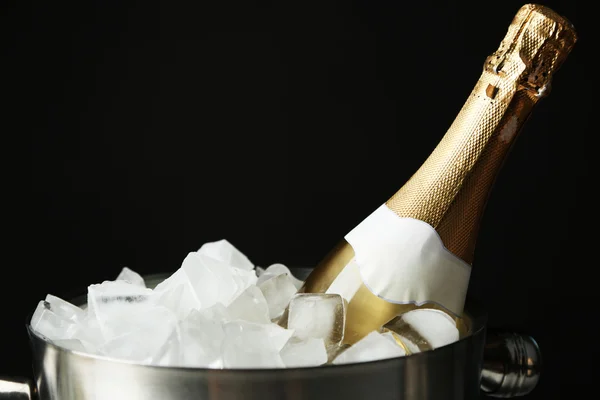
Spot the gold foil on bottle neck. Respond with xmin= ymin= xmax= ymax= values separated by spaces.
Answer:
xmin=485 ymin=4 xmax=577 ymax=97
xmin=385 ymin=4 xmax=576 ymax=263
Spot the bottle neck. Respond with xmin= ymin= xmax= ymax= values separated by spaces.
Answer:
xmin=384 ymin=4 xmax=577 ymax=264
xmin=386 ymin=71 xmax=540 ymax=264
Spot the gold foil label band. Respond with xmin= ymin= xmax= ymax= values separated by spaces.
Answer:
xmin=344 ymin=204 xmax=471 ymax=316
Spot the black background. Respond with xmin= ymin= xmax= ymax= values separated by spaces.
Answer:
xmin=6 ymin=0 xmax=595 ymax=398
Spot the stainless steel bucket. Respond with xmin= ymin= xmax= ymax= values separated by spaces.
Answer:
xmin=0 ymin=269 xmax=541 ymax=400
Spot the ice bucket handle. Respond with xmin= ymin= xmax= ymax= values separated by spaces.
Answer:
xmin=481 ymin=331 xmax=542 ymax=398
xmin=0 ymin=376 xmax=36 ymax=400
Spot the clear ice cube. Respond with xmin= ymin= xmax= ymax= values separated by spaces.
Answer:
xmin=178 ymin=309 xmax=225 ymax=368
xmin=87 ymin=280 xmax=153 ymax=314
xmin=197 ymin=239 xmax=254 ymax=271
xmin=44 ymin=294 xmax=85 ymax=322
xmin=116 ymin=267 xmax=146 ymax=287
xmin=30 ymin=300 xmax=79 ymax=341
xmin=257 ymin=263 xmax=303 ymax=290
xmin=399 ymin=336 xmax=421 ymax=354
xmin=227 ymin=286 xmax=270 ymax=324
xmin=396 ymin=309 xmax=459 ymax=349
xmin=221 ymin=320 xmax=293 ymax=368
xmin=53 ymin=339 xmax=87 ymax=352
xmin=381 ymin=319 xmax=429 ymax=353
xmin=325 ymin=342 xmax=350 ymax=362
xmin=222 ymin=337 xmax=283 ymax=368
xmin=182 ymin=252 xmax=256 ymax=308
xmin=153 ymin=269 xmax=201 ymax=319
xmin=332 ymin=331 xmax=406 ymax=365
xmin=198 ymin=302 xmax=231 ymax=323
xmin=73 ymin=313 xmax=105 ymax=350
xmin=258 ymin=273 xmax=298 ymax=320
xmin=87 ymin=280 xmax=154 ymax=340
xmin=101 ymin=306 xmax=178 ymax=364
xmin=180 ymin=253 xmax=222 ymax=308
xmin=287 ymin=293 xmax=346 ymax=345
xmin=152 ymin=283 xmax=185 ymax=317
xmin=280 ymin=337 xmax=328 ymax=368
xmin=381 ymin=330 xmax=402 ymax=346
xmin=379 ymin=330 xmax=418 ymax=355
xmin=224 ymin=320 xmax=294 ymax=351
xmin=154 ymin=328 xmax=181 ymax=366
xmin=230 ymin=267 xmax=259 ymax=298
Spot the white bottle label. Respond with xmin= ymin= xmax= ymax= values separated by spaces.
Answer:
xmin=344 ymin=204 xmax=471 ymax=316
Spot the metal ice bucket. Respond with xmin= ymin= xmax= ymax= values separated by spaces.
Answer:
xmin=0 ymin=269 xmax=540 ymax=400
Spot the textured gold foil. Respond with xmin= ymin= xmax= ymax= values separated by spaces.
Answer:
xmin=298 ymin=4 xmax=577 ymax=345
xmin=386 ymin=4 xmax=576 ymax=263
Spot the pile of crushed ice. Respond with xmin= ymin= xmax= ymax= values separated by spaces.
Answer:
xmin=30 ymin=240 xmax=458 ymax=368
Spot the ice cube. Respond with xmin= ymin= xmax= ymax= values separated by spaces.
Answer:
xmin=230 ymin=267 xmax=259 ymax=297
xmin=381 ymin=317 xmax=429 ymax=353
xmin=258 ymin=273 xmax=298 ymax=320
xmin=257 ymin=263 xmax=303 ymax=290
xmin=380 ymin=328 xmax=421 ymax=355
xmin=116 ymin=267 xmax=146 ymax=287
xmin=227 ymin=286 xmax=270 ymax=324
xmin=287 ymin=293 xmax=346 ymax=345
xmin=379 ymin=330 xmax=417 ymax=355
xmin=53 ymin=339 xmax=87 ymax=353
xmin=182 ymin=252 xmax=255 ymax=308
xmin=225 ymin=320 xmax=294 ymax=352
xmin=198 ymin=302 xmax=231 ymax=323
xmin=280 ymin=337 xmax=328 ymax=368
xmin=398 ymin=336 xmax=421 ymax=354
xmin=186 ymin=309 xmax=227 ymax=346
xmin=222 ymin=337 xmax=283 ymax=368
xmin=197 ymin=239 xmax=254 ymax=271
xmin=380 ymin=330 xmax=402 ymax=347
xmin=30 ymin=300 xmax=79 ymax=341
xmin=87 ymin=280 xmax=153 ymax=315
xmin=153 ymin=283 xmax=185 ymax=317
xmin=180 ymin=253 xmax=222 ymax=308
xmin=332 ymin=331 xmax=406 ymax=365
xmin=263 ymin=264 xmax=293 ymax=276
xmin=155 ymin=328 xmax=181 ymax=366
xmin=101 ymin=306 xmax=178 ymax=364
xmin=44 ymin=294 xmax=85 ymax=323
xmin=325 ymin=342 xmax=351 ymax=362
xmin=221 ymin=321 xmax=293 ymax=368
xmin=73 ymin=313 xmax=105 ymax=350
xmin=178 ymin=309 xmax=225 ymax=368
xmin=153 ymin=269 xmax=201 ymax=319
xmin=395 ymin=309 xmax=459 ymax=349
xmin=87 ymin=280 xmax=154 ymax=340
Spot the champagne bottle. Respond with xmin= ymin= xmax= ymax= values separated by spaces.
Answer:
xmin=288 ymin=4 xmax=577 ymax=345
